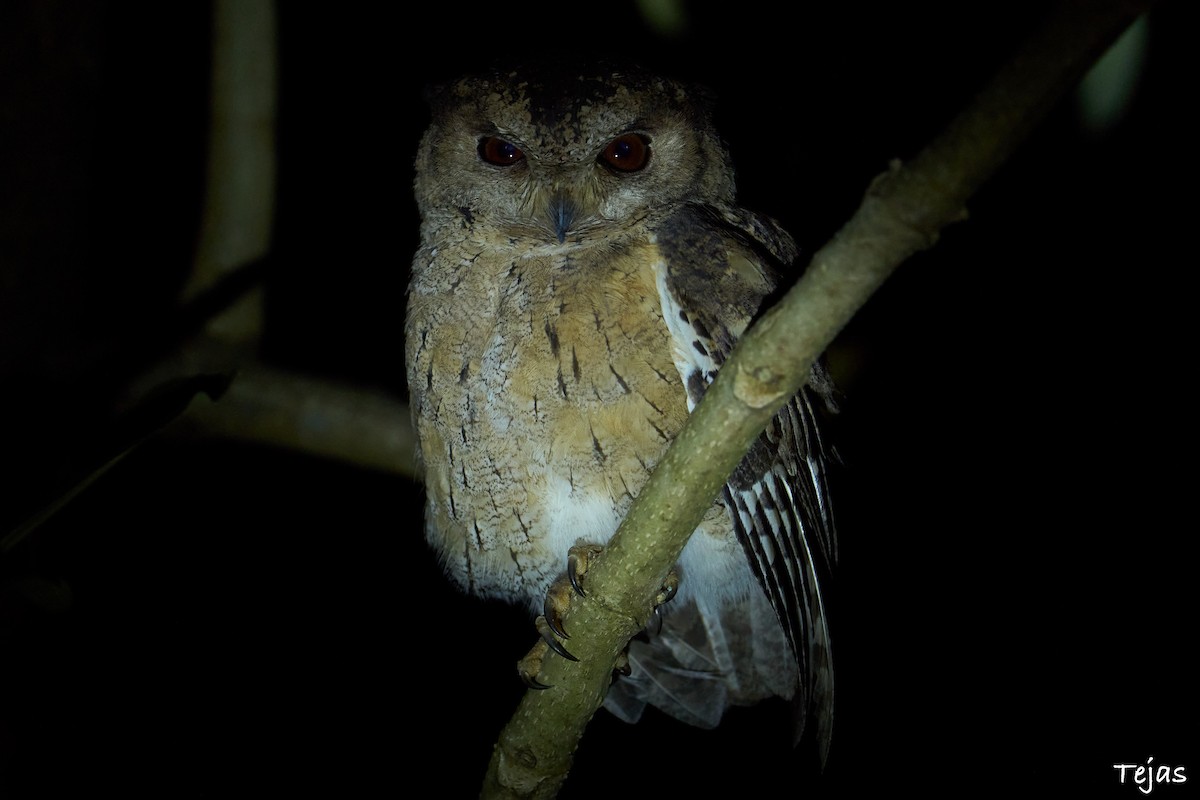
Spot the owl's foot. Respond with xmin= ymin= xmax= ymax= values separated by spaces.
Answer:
xmin=655 ymin=569 xmax=680 ymax=606
xmin=518 ymin=640 xmax=553 ymax=690
xmin=520 ymin=544 xmax=678 ymax=688
xmin=527 ymin=544 xmax=602 ymax=671
xmin=566 ymin=543 xmax=603 ymax=598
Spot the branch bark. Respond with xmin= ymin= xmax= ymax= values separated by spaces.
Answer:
xmin=480 ymin=2 xmax=1156 ymax=797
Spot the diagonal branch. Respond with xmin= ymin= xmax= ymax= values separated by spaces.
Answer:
xmin=479 ymin=1 xmax=1157 ymax=797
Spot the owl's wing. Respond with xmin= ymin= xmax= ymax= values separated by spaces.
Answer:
xmin=653 ymin=203 xmax=837 ymax=763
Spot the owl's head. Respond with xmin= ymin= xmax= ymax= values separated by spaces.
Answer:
xmin=414 ymin=64 xmax=736 ymax=247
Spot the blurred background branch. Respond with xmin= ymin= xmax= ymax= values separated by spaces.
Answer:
xmin=180 ymin=0 xmax=276 ymax=344
xmin=128 ymin=0 xmax=418 ymax=482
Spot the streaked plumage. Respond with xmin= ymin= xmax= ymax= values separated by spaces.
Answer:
xmin=405 ymin=64 xmax=837 ymax=760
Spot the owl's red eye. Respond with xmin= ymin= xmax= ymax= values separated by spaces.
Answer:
xmin=479 ymin=136 xmax=525 ymax=166
xmin=598 ymin=133 xmax=650 ymax=172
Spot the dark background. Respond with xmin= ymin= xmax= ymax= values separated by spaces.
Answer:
xmin=1 ymin=2 xmax=1192 ymax=797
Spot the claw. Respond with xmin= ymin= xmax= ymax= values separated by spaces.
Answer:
xmin=566 ymin=544 xmax=604 ymax=597
xmin=522 ymin=673 xmax=552 ymax=690
xmin=536 ymin=615 xmax=578 ymax=662
xmin=656 ymin=571 xmax=679 ymax=606
xmin=542 ymin=591 xmax=569 ymax=640
xmin=517 ymin=640 xmax=554 ymax=689
xmin=567 ymin=551 xmax=587 ymax=597
xmin=648 ymin=605 xmax=664 ymax=635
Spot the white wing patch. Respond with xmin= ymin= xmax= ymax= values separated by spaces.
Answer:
xmin=651 ymin=253 xmax=720 ymax=413
xmin=650 ymin=234 xmax=837 ymax=763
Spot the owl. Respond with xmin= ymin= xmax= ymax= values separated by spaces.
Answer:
xmin=405 ymin=63 xmax=837 ymax=760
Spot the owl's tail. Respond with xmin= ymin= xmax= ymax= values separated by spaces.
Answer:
xmin=602 ymin=584 xmax=797 ymax=730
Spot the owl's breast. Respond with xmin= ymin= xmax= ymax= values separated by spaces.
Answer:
xmin=406 ymin=237 xmax=689 ymax=604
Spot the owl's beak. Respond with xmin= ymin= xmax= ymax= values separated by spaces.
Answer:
xmin=547 ymin=193 xmax=578 ymax=243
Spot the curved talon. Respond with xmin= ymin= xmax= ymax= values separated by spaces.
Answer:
xmin=655 ymin=572 xmax=679 ymax=606
xmin=542 ymin=631 xmax=578 ymax=662
xmin=567 ymin=552 xmax=587 ymax=597
xmin=649 ymin=605 xmax=664 ymax=635
xmin=517 ymin=640 xmax=553 ymax=689
xmin=522 ymin=674 xmax=553 ymax=690
xmin=566 ymin=544 xmax=603 ymax=597
xmin=536 ymin=615 xmax=579 ymax=662
xmin=543 ymin=594 xmax=569 ymax=640
xmin=613 ymin=653 xmax=631 ymax=677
